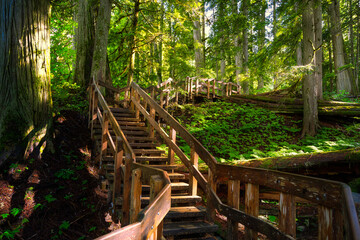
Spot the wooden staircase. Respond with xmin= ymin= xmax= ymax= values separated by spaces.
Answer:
xmin=94 ymin=107 xmax=219 ymax=239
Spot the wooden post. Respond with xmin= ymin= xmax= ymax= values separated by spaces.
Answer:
xmin=100 ymin=110 xmax=109 ymax=166
xmin=160 ymin=92 xmax=164 ymax=108
xmin=279 ymin=193 xmax=296 ymax=238
xmin=149 ymin=107 xmax=155 ymax=138
xmin=168 ymin=127 xmax=176 ymax=166
xmin=166 ymin=91 xmax=169 ymax=108
xmin=207 ymin=80 xmax=210 ymax=99
xmin=318 ymin=206 xmax=333 ymax=240
xmin=333 ymin=209 xmax=343 ymax=239
xmin=245 ymin=183 xmax=259 ymax=240
xmin=175 ymin=91 xmax=179 ymax=105
xmin=227 ymin=180 xmax=240 ymax=240
xmin=91 ymin=91 xmax=98 ymax=139
xmin=148 ymin=175 xmax=164 ymax=240
xmin=113 ymin=137 xmax=124 ymax=205
xmin=130 ymin=88 xmax=135 ymax=111
xmin=190 ymin=78 xmax=193 ymax=100
xmin=122 ymin=154 xmax=132 ymax=226
xmin=130 ymin=168 xmax=142 ymax=223
xmin=212 ymin=79 xmax=216 ymax=99
xmin=226 ymin=83 xmax=229 ymax=97
xmin=189 ymin=146 xmax=198 ymax=196
xmin=207 ymin=168 xmax=217 ymax=221
xmin=134 ymin=92 xmax=140 ymax=119
xmin=195 ymin=79 xmax=199 ymax=96
xmin=151 ymin=87 xmax=155 ymax=99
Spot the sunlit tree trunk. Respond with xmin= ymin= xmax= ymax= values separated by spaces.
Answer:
xmin=232 ymin=0 xmax=242 ymax=85
xmin=329 ymin=0 xmax=353 ymax=94
xmin=0 ymin=0 xmax=52 ymax=160
xmin=91 ymin=0 xmax=112 ymax=84
xmin=302 ymin=0 xmax=318 ymax=137
xmin=257 ymin=0 xmax=266 ymax=90
xmin=74 ymin=0 xmax=95 ymax=87
xmin=295 ymin=3 xmax=302 ymax=66
xmin=314 ymin=0 xmax=323 ymax=99
xmin=127 ymin=0 xmax=140 ymax=86
xmin=242 ymin=0 xmax=250 ymax=94
xmin=193 ymin=18 xmax=204 ymax=77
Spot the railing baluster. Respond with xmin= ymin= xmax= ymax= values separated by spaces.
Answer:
xmin=318 ymin=206 xmax=333 ymax=240
xmin=227 ymin=180 xmax=240 ymax=240
xmin=122 ymin=154 xmax=132 ymax=226
xmin=130 ymin=168 xmax=142 ymax=224
xmin=168 ymin=127 xmax=176 ymax=167
xmin=113 ymin=137 xmax=124 ymax=207
xmin=189 ymin=146 xmax=198 ymax=196
xmin=91 ymin=91 xmax=98 ymax=139
xmin=212 ymin=79 xmax=216 ymax=99
xmin=195 ymin=79 xmax=199 ymax=96
xmin=190 ymin=78 xmax=193 ymax=100
xmin=100 ymin=110 xmax=109 ymax=168
xmin=245 ymin=183 xmax=259 ymax=240
xmin=279 ymin=193 xmax=296 ymax=238
xmin=149 ymin=106 xmax=155 ymax=138
xmin=135 ymin=92 xmax=140 ymax=119
xmin=148 ymin=175 xmax=164 ymax=240
xmin=88 ymin=84 xmax=94 ymax=128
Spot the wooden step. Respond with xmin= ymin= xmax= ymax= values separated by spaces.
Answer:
xmin=168 ymin=173 xmax=185 ymax=180
xmin=148 ymin=164 xmax=178 ymax=171
xmin=114 ymin=117 xmax=141 ymax=122
xmin=141 ymin=195 xmax=201 ymax=206
xmin=120 ymin=126 xmax=147 ymax=131
xmin=123 ymin=130 xmax=148 ymax=136
xmin=110 ymin=108 xmax=131 ymax=113
xmin=112 ymin=113 xmax=135 ymax=118
xmin=136 ymin=156 xmax=168 ymax=163
xmin=165 ymin=206 xmax=206 ymax=219
xmin=133 ymin=149 xmax=165 ymax=155
xmin=170 ymin=182 xmax=189 ymax=191
xmin=118 ymin=121 xmax=145 ymax=126
xmin=163 ymin=221 xmax=218 ymax=237
xmin=130 ymin=143 xmax=160 ymax=148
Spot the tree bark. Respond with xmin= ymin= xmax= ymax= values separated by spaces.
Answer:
xmin=127 ymin=0 xmax=140 ymax=86
xmin=302 ymin=0 xmax=318 ymax=137
xmin=0 ymin=0 xmax=52 ymax=160
xmin=193 ymin=19 xmax=204 ymax=77
xmin=74 ymin=0 xmax=95 ymax=87
xmin=242 ymin=0 xmax=250 ymax=94
xmin=232 ymin=0 xmax=242 ymax=85
xmin=314 ymin=0 xmax=323 ymax=99
xmin=257 ymin=0 xmax=266 ymax=90
xmin=328 ymin=0 xmax=353 ymax=94
xmin=91 ymin=0 xmax=112 ymax=84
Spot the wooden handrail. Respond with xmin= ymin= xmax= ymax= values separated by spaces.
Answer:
xmin=129 ymin=81 xmax=360 ymax=240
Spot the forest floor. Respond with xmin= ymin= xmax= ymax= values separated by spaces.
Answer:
xmin=0 ymin=111 xmax=113 ymax=240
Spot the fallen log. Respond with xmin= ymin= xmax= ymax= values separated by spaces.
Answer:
xmin=235 ymin=148 xmax=360 ymax=174
xmin=227 ymin=95 xmax=360 ymax=116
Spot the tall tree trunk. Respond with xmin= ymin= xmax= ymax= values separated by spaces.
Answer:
xmin=295 ymin=3 xmax=302 ymax=66
xmin=242 ymin=0 xmax=250 ymax=94
xmin=328 ymin=0 xmax=353 ymax=94
xmin=74 ymin=0 xmax=95 ymax=87
xmin=194 ymin=20 xmax=204 ymax=77
xmin=127 ymin=0 xmax=140 ymax=86
xmin=314 ymin=0 xmax=323 ymax=99
xmin=257 ymin=0 xmax=266 ymax=90
xmin=349 ymin=0 xmax=355 ymax=79
xmin=302 ymin=0 xmax=318 ymax=137
xmin=202 ymin=0 xmax=206 ymax=69
xmin=91 ymin=0 xmax=112 ymax=84
xmin=0 ymin=0 xmax=52 ymax=160
xmin=232 ymin=0 xmax=242 ymax=85
xmin=356 ymin=6 xmax=360 ymax=90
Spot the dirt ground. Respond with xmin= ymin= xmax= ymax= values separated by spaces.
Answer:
xmin=0 ymin=111 xmax=113 ymax=240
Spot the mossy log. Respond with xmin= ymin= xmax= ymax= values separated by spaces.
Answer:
xmin=236 ymin=148 xmax=360 ymax=173
xmin=227 ymin=95 xmax=360 ymax=116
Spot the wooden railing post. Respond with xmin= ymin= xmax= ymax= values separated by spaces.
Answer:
xmin=160 ymin=92 xmax=164 ymax=108
xmin=122 ymin=154 xmax=132 ymax=226
xmin=135 ymin=92 xmax=140 ymax=119
xmin=190 ymin=78 xmax=193 ymax=100
xmin=207 ymin=80 xmax=210 ymax=99
xmin=100 ymin=110 xmax=109 ymax=167
xmin=148 ymin=175 xmax=164 ymax=240
xmin=212 ymin=79 xmax=216 ymax=99
xmin=279 ymin=193 xmax=296 ymax=238
xmin=189 ymin=146 xmax=198 ymax=196
xmin=113 ymin=137 xmax=124 ymax=205
xmin=166 ymin=90 xmax=169 ymax=108
xmin=227 ymin=180 xmax=240 ymax=240
xmin=207 ymin=168 xmax=216 ymax=221
xmin=226 ymin=83 xmax=229 ymax=97
xmin=318 ymin=206 xmax=333 ymax=240
xmin=168 ymin=127 xmax=176 ymax=166
xmin=195 ymin=79 xmax=199 ymax=96
xmin=130 ymin=88 xmax=135 ymax=112
xmin=130 ymin=168 xmax=142 ymax=224
xmin=91 ymin=91 xmax=98 ymax=139
xmin=245 ymin=183 xmax=259 ymax=240
xmin=149 ymin=107 xmax=155 ymax=138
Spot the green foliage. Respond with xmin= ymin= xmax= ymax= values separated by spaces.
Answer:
xmin=172 ymin=101 xmax=360 ymax=161
xmin=52 ymin=82 xmax=87 ymax=114
xmin=45 ymin=194 xmax=57 ymax=203
xmin=10 ymin=208 xmax=22 ymax=217
xmin=55 ymin=168 xmax=74 ymax=180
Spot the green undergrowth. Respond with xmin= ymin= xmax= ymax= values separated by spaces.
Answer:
xmin=170 ymin=101 xmax=360 ymax=163
xmin=52 ymin=82 xmax=88 ymax=115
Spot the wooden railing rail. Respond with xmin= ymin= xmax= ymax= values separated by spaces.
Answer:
xmin=185 ymin=77 xmax=241 ymax=100
xmin=95 ymin=163 xmax=171 ymax=240
xmin=129 ymin=80 xmax=360 ymax=240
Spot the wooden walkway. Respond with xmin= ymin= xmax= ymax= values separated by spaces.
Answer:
xmin=88 ymin=79 xmax=360 ymax=240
